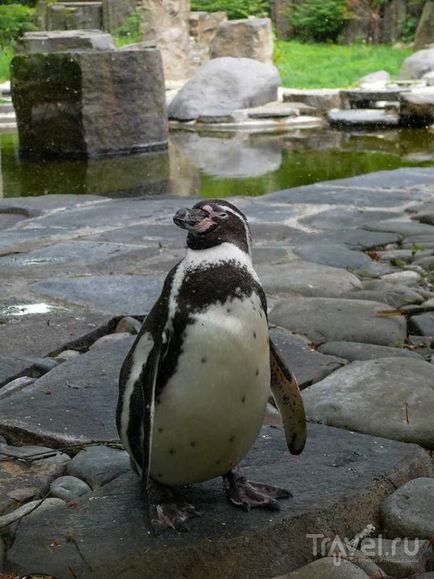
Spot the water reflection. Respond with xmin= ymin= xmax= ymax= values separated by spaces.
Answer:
xmin=1 ymin=128 xmax=434 ymax=198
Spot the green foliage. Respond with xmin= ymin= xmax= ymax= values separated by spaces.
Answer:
xmin=399 ymin=14 xmax=418 ymax=43
xmin=190 ymin=0 xmax=269 ymax=19
xmin=288 ymin=0 xmax=347 ymax=42
xmin=113 ymin=10 xmax=142 ymax=47
xmin=0 ymin=45 xmax=14 ymax=81
xmin=275 ymin=40 xmax=412 ymax=88
xmin=0 ymin=5 xmax=36 ymax=47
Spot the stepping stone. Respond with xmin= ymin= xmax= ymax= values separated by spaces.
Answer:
xmin=4 ymin=424 xmax=433 ymax=578
xmin=364 ymin=219 xmax=434 ymax=236
xmin=32 ymin=274 xmax=163 ymax=315
xmin=292 ymin=242 xmax=382 ymax=274
xmin=258 ymin=261 xmax=361 ymax=298
xmin=314 ymin=228 xmax=401 ymax=250
xmin=328 ymin=109 xmax=399 ymax=128
xmin=0 ymin=312 xmax=111 ymax=358
xmin=247 ymin=102 xmax=299 ymax=119
xmin=302 ymin=357 xmax=434 ymax=447
xmin=0 ymin=445 xmax=70 ymax=515
xmin=318 ymin=341 xmax=422 ymax=361
xmin=269 ymin=298 xmax=406 ymax=346
xmin=298 ymin=207 xmax=401 ymax=230
xmin=381 ymin=477 xmax=434 ymax=538
xmin=343 ymin=282 xmax=425 ymax=309
xmin=0 ymin=336 xmax=134 ymax=447
xmin=270 ymin=328 xmax=346 ymax=388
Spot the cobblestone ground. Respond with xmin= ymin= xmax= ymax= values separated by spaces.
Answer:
xmin=0 ymin=169 xmax=434 ymax=578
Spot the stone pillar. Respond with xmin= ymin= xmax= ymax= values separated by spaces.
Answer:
xmin=210 ymin=18 xmax=274 ymax=65
xmin=139 ymin=0 xmax=191 ymax=83
xmin=11 ymin=45 xmax=168 ymax=159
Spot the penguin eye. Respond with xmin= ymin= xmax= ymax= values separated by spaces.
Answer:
xmin=217 ymin=211 xmax=228 ymax=219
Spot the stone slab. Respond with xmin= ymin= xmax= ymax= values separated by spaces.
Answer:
xmin=258 ymin=260 xmax=362 ymax=298
xmin=0 ymin=312 xmax=112 ymax=358
xmin=32 ymin=275 xmax=163 ymax=315
xmin=318 ymin=341 xmax=423 ymax=361
xmin=298 ymin=207 xmax=402 ymax=230
xmin=269 ymin=298 xmax=407 ymax=346
xmin=270 ymin=327 xmax=346 ymax=388
xmin=328 ymin=109 xmax=399 ymax=128
xmin=364 ymin=219 xmax=434 ymax=237
xmin=15 ymin=30 xmax=115 ymax=54
xmin=313 ymin=229 xmax=401 ymax=250
xmin=0 ymin=336 xmax=134 ymax=447
xmin=303 ymin=357 xmax=434 ymax=448
xmin=292 ymin=242 xmax=382 ymax=274
xmin=4 ymin=424 xmax=433 ymax=578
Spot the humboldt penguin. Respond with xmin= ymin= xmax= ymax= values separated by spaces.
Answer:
xmin=117 ymin=199 xmax=306 ymax=532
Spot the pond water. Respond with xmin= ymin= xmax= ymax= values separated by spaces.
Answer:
xmin=1 ymin=127 xmax=434 ymax=198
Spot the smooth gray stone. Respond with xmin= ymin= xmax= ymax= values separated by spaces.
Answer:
xmin=0 ymin=213 xmax=26 ymax=231
xmin=298 ymin=207 xmax=401 ymax=230
xmin=0 ymin=194 xmax=105 ymax=215
xmin=32 ymin=275 xmax=163 ymax=315
xmin=50 ymin=475 xmax=91 ymax=501
xmin=0 ymin=337 xmax=134 ymax=447
xmin=310 ymin=228 xmax=401 ymax=250
xmin=0 ymin=356 xmax=40 ymax=387
xmin=0 ymin=241 xmax=158 ymax=270
xmin=344 ymin=283 xmax=425 ymax=308
xmin=270 ymin=328 xmax=346 ymax=388
xmin=85 ymin=223 xmax=186 ymax=249
xmin=286 ymin=558 xmax=371 ymax=578
xmin=258 ymin=260 xmax=362 ymax=298
xmin=399 ymin=48 xmax=434 ymax=79
xmin=382 ymin=478 xmax=434 ymax=538
xmin=328 ymin=109 xmax=399 ymax=128
xmin=364 ymin=219 xmax=434 ymax=236
xmin=0 ymin=444 xmax=70 ymax=515
xmin=409 ymin=313 xmax=434 ymax=338
xmin=250 ymin=223 xmax=305 ymax=244
xmin=114 ymin=316 xmax=142 ymax=335
xmin=414 ymin=255 xmax=434 ymax=269
xmin=5 ymin=424 xmax=433 ymax=578
xmin=303 ymin=357 xmax=434 ymax=448
xmin=293 ymin=242 xmax=381 ymax=273
xmin=67 ymin=446 xmax=130 ymax=488
xmin=269 ymin=298 xmax=406 ymax=346
xmin=359 ymin=537 xmax=424 ymax=578
xmin=0 ymin=312 xmax=111 ymax=358
xmin=168 ymin=57 xmax=279 ymax=120
xmin=252 ymin=246 xmax=292 ymax=265
xmin=318 ymin=341 xmax=422 ymax=361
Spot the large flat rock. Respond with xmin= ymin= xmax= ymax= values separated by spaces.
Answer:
xmin=5 ymin=424 xmax=433 ymax=579
xmin=258 ymin=261 xmax=361 ymax=298
xmin=269 ymin=298 xmax=407 ymax=345
xmin=32 ymin=274 xmax=163 ymax=315
xmin=0 ymin=312 xmax=111 ymax=358
xmin=0 ymin=337 xmax=134 ymax=447
xmin=302 ymin=357 xmax=434 ymax=448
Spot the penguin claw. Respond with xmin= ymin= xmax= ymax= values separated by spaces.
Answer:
xmin=223 ymin=467 xmax=292 ymax=512
xmin=150 ymin=501 xmax=200 ymax=534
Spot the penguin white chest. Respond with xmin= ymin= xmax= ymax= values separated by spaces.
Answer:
xmin=151 ymin=294 xmax=270 ymax=486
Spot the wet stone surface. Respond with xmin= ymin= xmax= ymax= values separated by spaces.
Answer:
xmin=1 ymin=167 xmax=434 ymax=578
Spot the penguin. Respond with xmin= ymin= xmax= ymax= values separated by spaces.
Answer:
xmin=117 ymin=199 xmax=306 ymax=532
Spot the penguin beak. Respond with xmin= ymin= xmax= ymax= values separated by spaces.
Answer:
xmin=173 ymin=207 xmax=212 ymax=232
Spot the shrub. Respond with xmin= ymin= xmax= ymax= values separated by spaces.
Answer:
xmin=289 ymin=0 xmax=347 ymax=42
xmin=399 ymin=14 xmax=418 ymax=43
xmin=113 ymin=10 xmax=142 ymax=47
xmin=0 ymin=5 xmax=36 ymax=47
xmin=190 ymin=0 xmax=269 ymax=20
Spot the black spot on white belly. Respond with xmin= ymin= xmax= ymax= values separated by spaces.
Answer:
xmin=253 ymin=331 xmax=257 ymax=339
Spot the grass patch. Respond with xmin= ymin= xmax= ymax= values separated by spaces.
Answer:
xmin=275 ymin=40 xmax=412 ymax=88
xmin=0 ymin=45 xmax=13 ymax=82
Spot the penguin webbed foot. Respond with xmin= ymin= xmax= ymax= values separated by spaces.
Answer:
xmin=147 ymin=479 xmax=200 ymax=534
xmin=223 ymin=466 xmax=292 ymax=512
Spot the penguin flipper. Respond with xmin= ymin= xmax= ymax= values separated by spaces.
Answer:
xmin=269 ymin=339 xmax=306 ymax=455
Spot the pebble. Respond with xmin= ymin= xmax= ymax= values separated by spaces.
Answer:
xmin=381 ymin=478 xmax=434 ymax=539
xmin=55 ymin=349 xmax=80 ymax=362
xmin=50 ymin=475 xmax=91 ymax=500
xmin=115 ymin=316 xmax=142 ymax=335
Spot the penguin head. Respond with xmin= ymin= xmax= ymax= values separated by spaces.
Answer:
xmin=173 ymin=200 xmax=251 ymax=254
